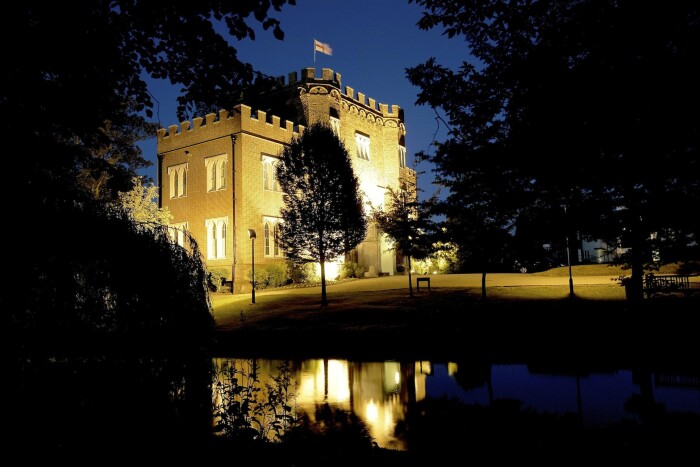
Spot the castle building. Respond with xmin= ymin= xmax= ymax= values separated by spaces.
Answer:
xmin=157 ymin=67 xmax=416 ymax=293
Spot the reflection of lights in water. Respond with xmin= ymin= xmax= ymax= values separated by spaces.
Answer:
xmin=416 ymin=361 xmax=431 ymax=375
xmin=366 ymin=398 xmax=378 ymax=423
xmin=448 ymin=362 xmax=459 ymax=376
xmin=327 ymin=360 xmax=350 ymax=402
xmin=297 ymin=359 xmax=350 ymax=405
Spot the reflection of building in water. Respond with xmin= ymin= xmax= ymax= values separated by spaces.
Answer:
xmin=297 ymin=359 xmax=427 ymax=450
xmin=211 ymin=358 xmax=428 ymax=450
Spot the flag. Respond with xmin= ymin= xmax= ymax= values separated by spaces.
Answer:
xmin=314 ymin=39 xmax=332 ymax=56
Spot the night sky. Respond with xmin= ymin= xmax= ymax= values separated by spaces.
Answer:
xmin=137 ymin=0 xmax=476 ymax=199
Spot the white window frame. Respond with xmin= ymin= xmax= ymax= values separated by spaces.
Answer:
xmin=167 ymin=163 xmax=188 ymax=199
xmin=355 ymin=132 xmax=370 ymax=160
xmin=330 ymin=116 xmax=340 ymax=137
xmin=168 ymin=222 xmax=189 ymax=247
xmin=399 ymin=145 xmax=406 ymax=168
xmin=204 ymin=154 xmax=227 ymax=192
xmin=205 ymin=216 xmax=228 ymax=260
xmin=262 ymin=155 xmax=281 ymax=192
xmin=263 ymin=216 xmax=283 ymax=258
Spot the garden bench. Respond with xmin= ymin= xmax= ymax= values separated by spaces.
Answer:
xmin=416 ymin=277 xmax=431 ymax=291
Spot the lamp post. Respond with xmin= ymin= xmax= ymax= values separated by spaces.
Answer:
xmin=563 ymin=205 xmax=574 ymax=298
xmin=248 ymin=229 xmax=256 ymax=304
xmin=566 ymin=232 xmax=574 ymax=297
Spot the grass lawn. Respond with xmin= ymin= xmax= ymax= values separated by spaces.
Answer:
xmin=211 ymin=263 xmax=699 ymax=363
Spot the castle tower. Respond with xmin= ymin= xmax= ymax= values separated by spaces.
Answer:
xmin=157 ymin=68 xmax=416 ymax=293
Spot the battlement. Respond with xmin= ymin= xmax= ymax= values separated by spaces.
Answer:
xmin=273 ymin=67 xmax=402 ymax=120
xmin=157 ymin=104 xmax=302 ymax=151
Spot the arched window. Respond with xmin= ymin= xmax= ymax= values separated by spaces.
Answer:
xmin=205 ymin=217 xmax=228 ymax=260
xmin=355 ymin=132 xmax=370 ymax=160
xmin=218 ymin=222 xmax=226 ymax=258
xmin=262 ymin=155 xmax=281 ymax=192
xmin=219 ymin=160 xmax=226 ymax=189
xmin=168 ymin=163 xmax=188 ymax=198
xmin=209 ymin=221 xmax=217 ymax=259
xmin=205 ymin=155 xmax=227 ymax=192
xmin=263 ymin=218 xmax=283 ymax=258
xmin=273 ymin=223 xmax=280 ymax=257
xmin=169 ymin=222 xmax=188 ymax=247
xmin=330 ymin=108 xmax=340 ymax=136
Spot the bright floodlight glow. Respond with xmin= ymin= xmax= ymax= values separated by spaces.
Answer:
xmin=315 ymin=260 xmax=342 ymax=280
xmin=366 ymin=399 xmax=379 ymax=423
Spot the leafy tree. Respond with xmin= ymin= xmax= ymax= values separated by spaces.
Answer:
xmin=276 ymin=123 xmax=367 ymax=306
xmin=77 ymin=102 xmax=158 ymax=201
xmin=116 ymin=176 xmax=172 ymax=228
xmin=3 ymin=1 xmax=295 ymax=201
xmin=5 ymin=1 xmax=295 ymax=345
xmin=5 ymin=2 xmax=296 ymax=455
xmin=407 ymin=0 xmax=700 ymax=302
xmin=372 ymin=183 xmax=436 ymax=297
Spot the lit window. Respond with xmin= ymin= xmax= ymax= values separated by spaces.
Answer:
xmin=262 ymin=155 xmax=281 ymax=192
xmin=167 ymin=163 xmax=188 ymax=199
xmin=398 ymin=145 xmax=406 ymax=168
xmin=263 ymin=217 xmax=283 ymax=258
xmin=205 ymin=217 xmax=228 ymax=260
xmin=355 ymin=132 xmax=370 ymax=160
xmin=168 ymin=222 xmax=189 ymax=247
xmin=205 ymin=154 xmax=227 ymax=192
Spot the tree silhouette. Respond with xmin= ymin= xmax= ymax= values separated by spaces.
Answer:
xmin=276 ymin=123 xmax=367 ymax=306
xmin=408 ymin=0 xmax=700 ymax=302
xmin=6 ymin=1 xmax=295 ymax=342
xmin=372 ymin=182 xmax=435 ymax=297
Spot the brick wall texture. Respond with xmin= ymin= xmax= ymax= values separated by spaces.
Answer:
xmin=158 ymin=67 xmax=417 ymax=293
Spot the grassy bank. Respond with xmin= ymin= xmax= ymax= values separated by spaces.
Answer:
xmin=212 ymin=283 xmax=699 ymax=365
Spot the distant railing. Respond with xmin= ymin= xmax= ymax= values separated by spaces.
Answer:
xmin=643 ymin=274 xmax=692 ymax=298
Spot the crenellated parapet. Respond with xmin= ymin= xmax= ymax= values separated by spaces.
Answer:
xmin=157 ymin=104 xmax=302 ymax=152
xmin=274 ymin=67 xmax=404 ymax=126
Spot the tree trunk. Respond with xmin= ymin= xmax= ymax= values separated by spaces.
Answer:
xmin=407 ymin=255 xmax=414 ymax=297
xmin=481 ymin=271 xmax=487 ymax=300
xmin=320 ymin=259 xmax=327 ymax=306
xmin=627 ymin=224 xmax=646 ymax=305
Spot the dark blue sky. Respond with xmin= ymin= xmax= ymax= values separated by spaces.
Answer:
xmin=138 ymin=0 xmax=474 ymax=199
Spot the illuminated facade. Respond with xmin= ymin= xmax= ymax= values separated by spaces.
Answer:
xmin=157 ymin=67 xmax=416 ymax=293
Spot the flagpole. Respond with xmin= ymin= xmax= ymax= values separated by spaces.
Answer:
xmin=313 ymin=38 xmax=316 ymax=65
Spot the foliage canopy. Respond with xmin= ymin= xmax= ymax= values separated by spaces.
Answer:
xmin=5 ymin=1 xmax=296 ymax=346
xmin=276 ymin=122 xmax=367 ymax=305
xmin=408 ymin=0 xmax=700 ymax=300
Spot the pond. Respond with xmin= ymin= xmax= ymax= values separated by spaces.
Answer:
xmin=12 ymin=351 xmax=699 ymax=458
xmin=212 ymin=356 xmax=700 ymax=451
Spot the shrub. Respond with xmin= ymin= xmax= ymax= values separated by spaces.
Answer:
xmin=340 ymin=261 xmax=366 ymax=279
xmin=264 ymin=262 xmax=289 ymax=288
xmin=207 ymin=267 xmax=230 ymax=292
xmin=411 ymin=242 xmax=459 ymax=275
xmin=287 ymin=261 xmax=317 ymax=284
xmin=246 ymin=262 xmax=291 ymax=290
